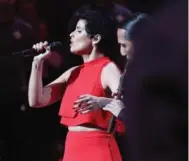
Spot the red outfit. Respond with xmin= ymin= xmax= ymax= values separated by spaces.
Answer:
xmin=63 ymin=131 xmax=122 ymax=161
xmin=59 ymin=57 xmax=125 ymax=161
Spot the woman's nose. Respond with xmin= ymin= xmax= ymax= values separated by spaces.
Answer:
xmin=70 ymin=31 xmax=74 ymax=38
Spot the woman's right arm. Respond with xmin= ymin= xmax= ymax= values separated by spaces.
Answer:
xmin=28 ymin=41 xmax=75 ymax=108
xmin=28 ymin=58 xmax=67 ymax=107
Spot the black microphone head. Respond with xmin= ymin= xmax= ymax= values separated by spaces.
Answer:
xmin=50 ymin=41 xmax=62 ymax=47
xmin=49 ymin=41 xmax=62 ymax=51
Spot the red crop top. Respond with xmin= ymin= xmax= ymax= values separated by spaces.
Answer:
xmin=59 ymin=56 xmax=125 ymax=132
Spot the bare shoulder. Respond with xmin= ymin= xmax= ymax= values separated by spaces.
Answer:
xmin=102 ymin=62 xmax=121 ymax=74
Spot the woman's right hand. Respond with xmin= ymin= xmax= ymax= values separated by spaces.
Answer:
xmin=32 ymin=41 xmax=52 ymax=61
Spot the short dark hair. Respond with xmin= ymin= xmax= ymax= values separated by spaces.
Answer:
xmin=69 ymin=4 xmax=119 ymax=60
xmin=119 ymin=13 xmax=149 ymax=41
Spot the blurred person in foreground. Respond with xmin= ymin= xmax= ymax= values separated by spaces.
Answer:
xmin=28 ymin=4 xmax=125 ymax=161
xmin=121 ymin=0 xmax=188 ymax=160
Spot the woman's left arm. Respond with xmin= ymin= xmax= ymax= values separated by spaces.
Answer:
xmin=73 ymin=62 xmax=124 ymax=114
xmin=101 ymin=62 xmax=126 ymax=116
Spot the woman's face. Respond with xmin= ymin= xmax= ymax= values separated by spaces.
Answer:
xmin=69 ymin=19 xmax=93 ymax=55
xmin=117 ymin=28 xmax=133 ymax=59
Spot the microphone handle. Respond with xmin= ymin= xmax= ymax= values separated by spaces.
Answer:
xmin=16 ymin=48 xmax=37 ymax=56
xmin=12 ymin=41 xmax=62 ymax=57
xmin=12 ymin=48 xmax=47 ymax=57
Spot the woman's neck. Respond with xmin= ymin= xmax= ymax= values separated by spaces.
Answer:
xmin=82 ymin=48 xmax=104 ymax=63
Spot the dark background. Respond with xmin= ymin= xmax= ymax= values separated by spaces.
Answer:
xmin=0 ymin=0 xmax=186 ymax=161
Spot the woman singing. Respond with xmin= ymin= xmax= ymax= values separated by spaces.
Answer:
xmin=28 ymin=4 xmax=124 ymax=161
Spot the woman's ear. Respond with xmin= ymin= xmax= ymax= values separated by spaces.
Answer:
xmin=92 ymin=34 xmax=101 ymax=46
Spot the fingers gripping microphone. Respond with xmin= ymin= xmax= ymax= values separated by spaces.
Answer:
xmin=12 ymin=41 xmax=62 ymax=57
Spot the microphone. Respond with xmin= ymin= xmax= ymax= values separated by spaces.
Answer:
xmin=107 ymin=58 xmax=133 ymax=133
xmin=12 ymin=41 xmax=62 ymax=57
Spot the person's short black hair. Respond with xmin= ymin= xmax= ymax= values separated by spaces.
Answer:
xmin=69 ymin=4 xmax=119 ymax=60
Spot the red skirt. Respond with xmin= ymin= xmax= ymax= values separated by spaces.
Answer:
xmin=62 ymin=131 xmax=122 ymax=161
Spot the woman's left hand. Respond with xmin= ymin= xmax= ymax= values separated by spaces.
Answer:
xmin=73 ymin=94 xmax=101 ymax=114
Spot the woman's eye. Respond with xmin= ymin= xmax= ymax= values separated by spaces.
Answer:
xmin=121 ymin=44 xmax=126 ymax=48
